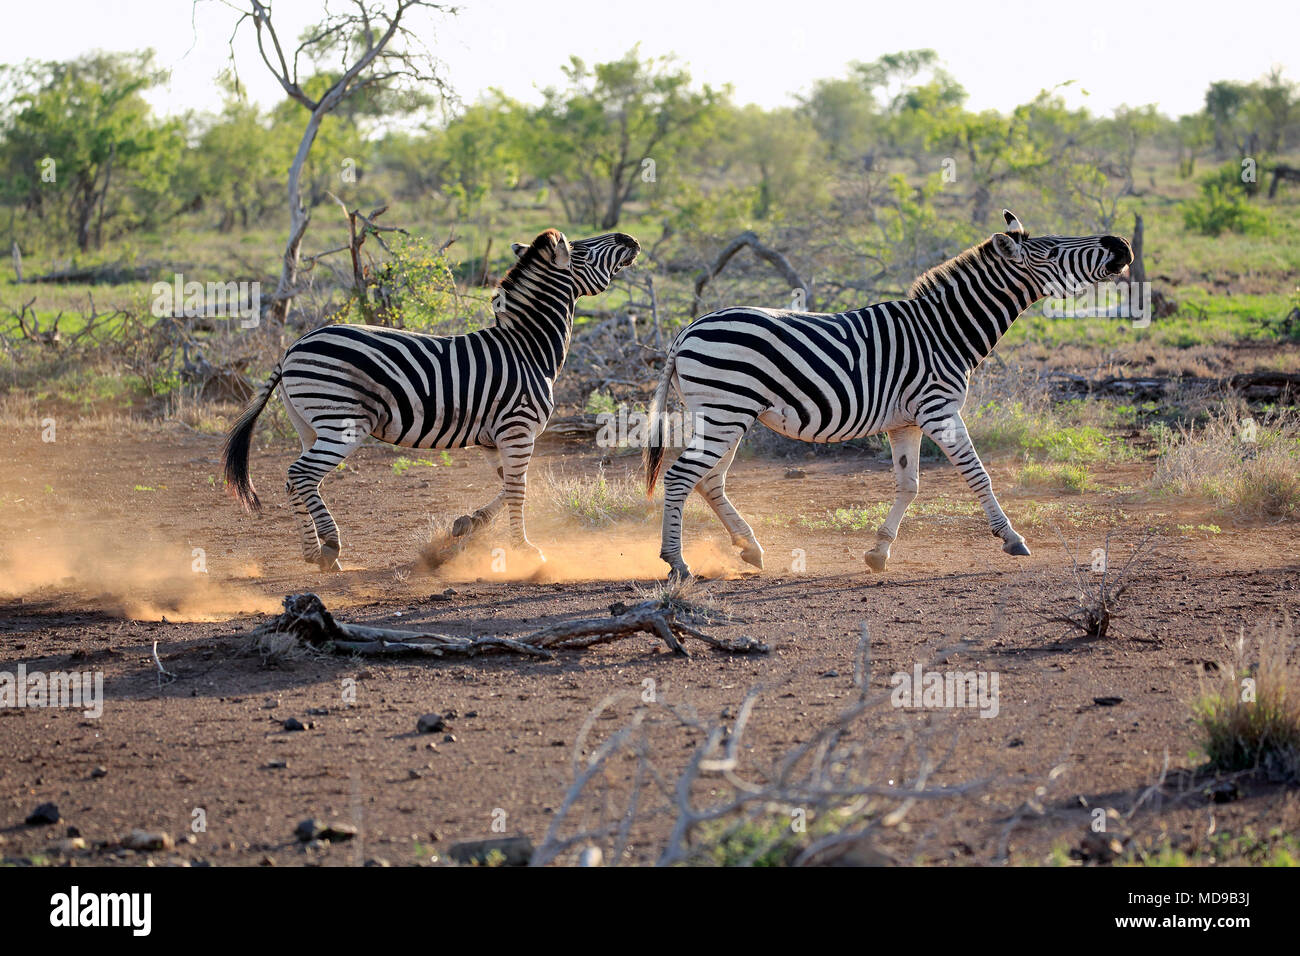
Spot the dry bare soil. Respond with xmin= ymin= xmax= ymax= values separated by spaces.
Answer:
xmin=2 ymin=421 xmax=1298 ymax=866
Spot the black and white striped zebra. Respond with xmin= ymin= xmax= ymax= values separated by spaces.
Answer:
xmin=223 ymin=228 xmax=639 ymax=570
xmin=644 ymin=210 xmax=1132 ymax=580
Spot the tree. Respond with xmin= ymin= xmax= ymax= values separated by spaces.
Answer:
xmin=0 ymin=51 xmax=177 ymax=250
xmin=925 ymin=90 xmax=1086 ymax=226
xmin=1245 ymin=68 xmax=1296 ymax=154
xmin=800 ymin=77 xmax=878 ymax=163
xmin=1205 ymin=80 xmax=1250 ymax=158
xmin=532 ymin=49 xmax=721 ymax=230
xmin=224 ymin=0 xmax=453 ymax=325
xmin=178 ymin=83 xmax=290 ymax=231
xmin=718 ymin=105 xmax=829 ymax=221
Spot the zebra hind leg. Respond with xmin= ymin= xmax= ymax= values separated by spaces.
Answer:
xmin=280 ymin=389 xmax=321 ymax=564
xmin=695 ymin=443 xmax=763 ymax=569
xmin=865 ymin=426 xmax=922 ymax=572
xmin=452 ymin=457 xmax=505 ymax=537
xmin=288 ymin=432 xmax=366 ymax=571
xmin=285 ymin=479 xmax=321 ymax=565
xmin=660 ymin=415 xmax=754 ymax=581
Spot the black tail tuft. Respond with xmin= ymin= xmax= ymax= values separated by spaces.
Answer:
xmin=222 ymin=366 xmax=281 ymax=514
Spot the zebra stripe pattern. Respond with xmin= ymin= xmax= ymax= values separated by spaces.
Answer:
xmin=644 ymin=210 xmax=1132 ymax=579
xmin=223 ymin=228 xmax=639 ymax=570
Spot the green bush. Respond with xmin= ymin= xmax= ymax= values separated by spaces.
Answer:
xmin=1182 ymin=164 xmax=1271 ymax=236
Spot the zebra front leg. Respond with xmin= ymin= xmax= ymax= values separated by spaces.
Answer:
xmin=865 ymin=425 xmax=922 ymax=572
xmin=921 ymin=413 xmax=1029 ymax=556
xmin=695 ymin=442 xmax=763 ymax=568
xmin=496 ymin=427 xmax=545 ymax=565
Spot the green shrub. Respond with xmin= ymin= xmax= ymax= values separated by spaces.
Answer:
xmin=1182 ymin=165 xmax=1271 ymax=236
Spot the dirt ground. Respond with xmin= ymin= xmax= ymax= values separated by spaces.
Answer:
xmin=2 ymin=419 xmax=1298 ymax=866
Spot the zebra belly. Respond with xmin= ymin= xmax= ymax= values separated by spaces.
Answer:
xmin=756 ymin=404 xmax=913 ymax=443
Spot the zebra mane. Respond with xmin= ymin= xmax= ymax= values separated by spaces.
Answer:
xmin=907 ymin=232 xmax=1030 ymax=300
xmin=497 ymin=228 xmax=564 ymax=296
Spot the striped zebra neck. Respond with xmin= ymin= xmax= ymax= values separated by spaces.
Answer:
xmin=494 ymin=268 xmax=578 ymax=380
xmin=908 ymin=240 xmax=1043 ymax=367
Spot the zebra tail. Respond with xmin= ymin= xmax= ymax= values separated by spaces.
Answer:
xmin=644 ymin=351 xmax=677 ymax=497
xmin=222 ymin=365 xmax=282 ymax=514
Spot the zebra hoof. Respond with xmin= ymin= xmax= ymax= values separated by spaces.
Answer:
xmin=1003 ymin=540 xmax=1031 ymax=557
xmin=451 ymin=515 xmax=473 ymax=537
xmin=864 ymin=550 xmax=889 ymax=572
xmin=666 ymin=566 xmax=692 ymax=586
xmin=318 ymin=540 xmax=341 ymax=570
xmin=739 ymin=545 xmax=764 ymax=569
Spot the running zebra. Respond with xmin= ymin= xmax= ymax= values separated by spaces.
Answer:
xmin=644 ymin=211 xmax=1131 ymax=579
xmin=223 ymin=229 xmax=640 ymax=570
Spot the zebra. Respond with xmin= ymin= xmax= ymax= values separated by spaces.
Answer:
xmin=222 ymin=228 xmax=640 ymax=570
xmin=644 ymin=210 xmax=1132 ymax=580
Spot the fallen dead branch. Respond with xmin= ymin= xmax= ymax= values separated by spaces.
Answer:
xmin=1043 ymin=370 xmax=1300 ymax=405
xmin=251 ymin=592 xmax=769 ymax=661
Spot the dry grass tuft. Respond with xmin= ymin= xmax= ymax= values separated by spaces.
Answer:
xmin=1152 ymin=404 xmax=1300 ymax=518
xmin=1016 ymin=462 xmax=1093 ymax=494
xmin=632 ymin=575 xmax=736 ymax=626
xmin=242 ymin=627 xmax=316 ymax=664
xmin=1194 ymin=619 xmax=1300 ymax=780
xmin=535 ymin=465 xmax=708 ymax=528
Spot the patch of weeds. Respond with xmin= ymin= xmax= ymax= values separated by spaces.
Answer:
xmin=584 ymin=390 xmax=618 ymax=416
xmin=798 ymin=504 xmax=887 ymax=532
xmin=392 ymin=456 xmax=439 ymax=477
xmin=796 ymin=499 xmax=980 ymax=532
xmin=1016 ymin=462 xmax=1094 ymax=494
xmin=1192 ymin=619 xmax=1300 ymax=780
xmin=1123 ymin=828 xmax=1300 ymax=867
xmin=1176 ymin=523 xmax=1222 ymax=537
xmin=1152 ymin=406 xmax=1300 ymax=518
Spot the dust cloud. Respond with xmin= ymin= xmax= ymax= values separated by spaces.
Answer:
xmin=0 ymin=521 xmax=281 ymax=622
xmin=421 ymin=526 xmax=746 ymax=584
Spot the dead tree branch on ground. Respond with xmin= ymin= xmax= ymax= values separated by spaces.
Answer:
xmin=251 ymin=592 xmax=770 ymax=661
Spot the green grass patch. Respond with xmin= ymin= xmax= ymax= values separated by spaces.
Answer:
xmin=1015 ymin=462 xmax=1094 ymax=494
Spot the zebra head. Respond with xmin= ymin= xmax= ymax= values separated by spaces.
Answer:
xmin=567 ymin=232 xmax=641 ymax=296
xmin=507 ymin=230 xmax=640 ymax=298
xmin=991 ymin=209 xmax=1133 ymax=297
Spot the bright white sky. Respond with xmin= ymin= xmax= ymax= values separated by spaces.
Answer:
xmin=2 ymin=0 xmax=1297 ymax=120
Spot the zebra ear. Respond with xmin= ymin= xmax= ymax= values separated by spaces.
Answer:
xmin=1002 ymin=209 xmax=1025 ymax=233
xmin=550 ymin=232 xmax=571 ymax=270
xmin=991 ymin=231 xmax=1022 ymax=259
xmin=511 ymin=242 xmax=528 ymax=258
